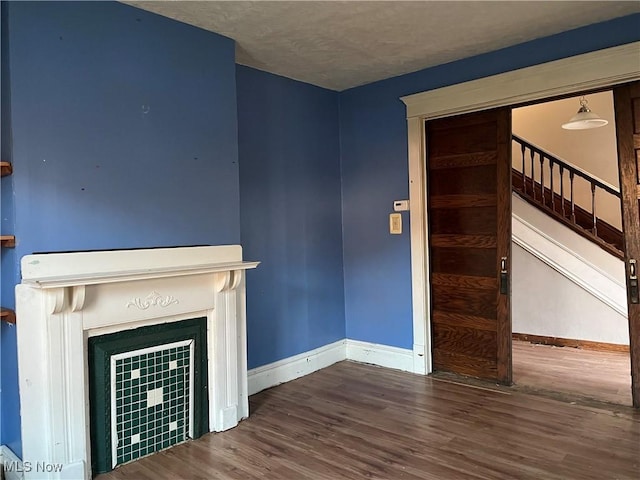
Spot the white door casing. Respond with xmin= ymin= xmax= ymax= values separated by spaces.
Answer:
xmin=400 ymin=42 xmax=640 ymax=375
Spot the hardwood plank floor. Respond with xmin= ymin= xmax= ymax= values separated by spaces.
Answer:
xmin=513 ymin=339 xmax=632 ymax=406
xmin=96 ymin=361 xmax=640 ymax=480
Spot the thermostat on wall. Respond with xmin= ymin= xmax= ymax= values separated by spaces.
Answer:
xmin=393 ymin=200 xmax=410 ymax=212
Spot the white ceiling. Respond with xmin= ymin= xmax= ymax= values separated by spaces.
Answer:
xmin=125 ymin=1 xmax=640 ymax=91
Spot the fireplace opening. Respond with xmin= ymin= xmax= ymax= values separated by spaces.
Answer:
xmin=88 ymin=317 xmax=209 ymax=475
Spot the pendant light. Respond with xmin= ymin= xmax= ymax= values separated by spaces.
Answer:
xmin=561 ymin=96 xmax=608 ymax=130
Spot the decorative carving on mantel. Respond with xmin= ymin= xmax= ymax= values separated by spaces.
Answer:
xmin=126 ymin=291 xmax=179 ymax=310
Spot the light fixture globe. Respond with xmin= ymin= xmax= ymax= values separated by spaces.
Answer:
xmin=562 ymin=96 xmax=608 ymax=130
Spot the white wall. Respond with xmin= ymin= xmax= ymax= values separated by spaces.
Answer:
xmin=512 ymin=91 xmax=622 ymax=229
xmin=512 ymin=194 xmax=628 ymax=345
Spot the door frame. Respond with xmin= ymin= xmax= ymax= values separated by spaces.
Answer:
xmin=400 ymin=41 xmax=640 ymax=376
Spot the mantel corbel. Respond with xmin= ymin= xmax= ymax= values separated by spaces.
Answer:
xmin=47 ymin=288 xmax=67 ymax=314
xmin=214 ymin=270 xmax=243 ymax=293
xmin=46 ymin=285 xmax=87 ymax=314
xmin=71 ymin=285 xmax=86 ymax=312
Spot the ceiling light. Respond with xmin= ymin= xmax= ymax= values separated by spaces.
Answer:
xmin=561 ymin=96 xmax=608 ymax=130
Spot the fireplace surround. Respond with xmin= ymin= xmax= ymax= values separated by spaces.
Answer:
xmin=15 ymin=245 xmax=258 ymax=480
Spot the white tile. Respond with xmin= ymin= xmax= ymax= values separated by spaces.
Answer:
xmin=146 ymin=387 xmax=164 ymax=408
xmin=169 ymin=421 xmax=177 ymax=432
xmin=130 ymin=369 xmax=140 ymax=380
xmin=169 ymin=360 xmax=178 ymax=370
xmin=131 ymin=433 xmax=140 ymax=445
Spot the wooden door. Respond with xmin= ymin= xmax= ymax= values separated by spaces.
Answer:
xmin=614 ymin=81 xmax=640 ymax=408
xmin=426 ymin=107 xmax=512 ymax=384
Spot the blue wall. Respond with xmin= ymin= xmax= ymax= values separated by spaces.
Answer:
xmin=340 ymin=13 xmax=640 ymax=349
xmin=1 ymin=0 xmax=639 ymax=461
xmin=1 ymin=1 xmax=240 ymax=456
xmin=237 ymin=66 xmax=345 ymax=369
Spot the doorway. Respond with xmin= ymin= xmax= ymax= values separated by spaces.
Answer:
xmin=510 ymin=91 xmax=632 ymax=405
xmin=401 ymin=45 xmax=640 ymax=407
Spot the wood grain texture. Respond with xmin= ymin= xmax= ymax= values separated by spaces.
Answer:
xmin=0 ymin=308 xmax=15 ymax=324
xmin=433 ymin=323 xmax=497 ymax=359
xmin=94 ymin=361 xmax=640 ymax=480
xmin=614 ymin=80 xmax=640 ymax=408
xmin=428 ymin=151 xmax=496 ymax=170
xmin=513 ymin=340 xmax=632 ymax=406
xmin=429 ymin=207 xmax=497 ymax=235
xmin=428 ymin=122 xmax=497 ymax=156
xmin=428 ymin=164 xmax=497 ymax=195
xmin=431 ymin=273 xmax=495 ymax=290
xmin=0 ymin=235 xmax=15 ymax=248
xmin=432 ymin=310 xmax=497 ymax=331
xmin=0 ymin=161 xmax=11 ymax=177
xmin=430 ymin=234 xmax=497 ymax=248
xmin=431 ymin=284 xmax=497 ymax=319
xmin=512 ymin=333 xmax=630 ymax=353
xmin=495 ymin=108 xmax=512 ymax=384
xmin=512 ymin=170 xmax=624 ymax=257
xmin=427 ymin=108 xmax=511 ymax=383
xmin=429 ymin=194 xmax=497 ymax=209
xmin=432 ymin=350 xmax=498 ymax=378
xmin=430 ymin=247 xmax=497 ymax=277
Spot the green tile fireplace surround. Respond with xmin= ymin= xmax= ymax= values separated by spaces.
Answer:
xmin=89 ymin=318 xmax=209 ymax=474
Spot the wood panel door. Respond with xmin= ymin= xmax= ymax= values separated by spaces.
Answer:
xmin=614 ymin=81 xmax=640 ymax=408
xmin=426 ymin=107 xmax=512 ymax=384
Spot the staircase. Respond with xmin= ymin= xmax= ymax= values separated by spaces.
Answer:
xmin=511 ymin=135 xmax=623 ymax=259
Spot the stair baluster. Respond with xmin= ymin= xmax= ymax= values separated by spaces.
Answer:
xmin=570 ymin=171 xmax=576 ymax=222
xmin=530 ymin=148 xmax=536 ymax=201
xmin=511 ymin=134 xmax=623 ymax=258
xmin=521 ymin=143 xmax=526 ymax=195
xmin=591 ymin=183 xmax=597 ymax=236
xmin=549 ymin=160 xmax=555 ymax=211
xmin=560 ymin=165 xmax=565 ymax=218
xmin=540 ymin=154 xmax=545 ymax=206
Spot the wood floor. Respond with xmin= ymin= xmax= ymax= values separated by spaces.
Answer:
xmin=512 ymin=340 xmax=632 ymax=406
xmin=96 ymin=361 xmax=640 ymax=480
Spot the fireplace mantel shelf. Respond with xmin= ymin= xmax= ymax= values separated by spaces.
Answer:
xmin=22 ymin=260 xmax=260 ymax=288
xmin=17 ymin=245 xmax=258 ymax=480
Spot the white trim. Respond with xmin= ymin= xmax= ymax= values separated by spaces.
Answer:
xmin=346 ymin=339 xmax=414 ymax=373
xmin=16 ymin=246 xmax=256 ymax=479
xmin=20 ymin=246 xmax=259 ymax=288
xmin=401 ymin=42 xmax=640 ymax=376
xmin=247 ymin=338 xmax=416 ymax=395
xmin=512 ymin=210 xmax=627 ymax=317
xmin=407 ymin=117 xmax=430 ymax=375
xmin=1 ymin=445 xmax=24 ymax=480
xmin=401 ymin=42 xmax=640 ymax=119
xmin=247 ymin=340 xmax=346 ymax=396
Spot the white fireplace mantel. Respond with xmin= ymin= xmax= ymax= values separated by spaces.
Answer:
xmin=16 ymin=245 xmax=258 ymax=480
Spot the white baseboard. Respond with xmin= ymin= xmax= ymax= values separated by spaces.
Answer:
xmin=247 ymin=338 xmax=417 ymax=396
xmin=1 ymin=445 xmax=24 ymax=480
xmin=247 ymin=339 xmax=346 ymax=395
xmin=346 ymin=339 xmax=414 ymax=373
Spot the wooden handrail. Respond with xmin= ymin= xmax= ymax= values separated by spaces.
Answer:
xmin=512 ymin=135 xmax=624 ymax=258
xmin=512 ymin=135 xmax=620 ymax=197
